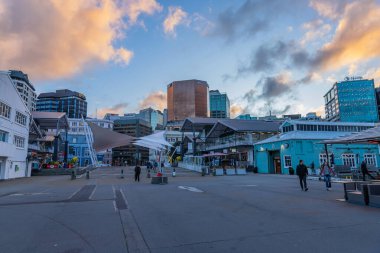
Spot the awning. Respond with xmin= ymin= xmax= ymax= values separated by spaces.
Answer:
xmin=87 ymin=121 xmax=135 ymax=152
xmin=31 ymin=111 xmax=69 ymax=130
xmin=203 ymin=152 xmax=227 ymax=157
xmin=322 ymin=125 xmax=380 ymax=144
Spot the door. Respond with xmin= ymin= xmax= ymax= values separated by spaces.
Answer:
xmin=274 ymin=157 xmax=281 ymax=174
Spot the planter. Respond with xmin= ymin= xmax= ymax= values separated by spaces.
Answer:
xmin=226 ymin=168 xmax=236 ymax=175
xmin=151 ymin=176 xmax=168 ymax=184
xmin=214 ymin=168 xmax=224 ymax=176
xmin=236 ymin=168 xmax=247 ymax=175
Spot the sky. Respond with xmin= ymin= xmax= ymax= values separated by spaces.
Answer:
xmin=2 ymin=0 xmax=380 ymax=118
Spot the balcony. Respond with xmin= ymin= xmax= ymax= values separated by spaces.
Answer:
xmin=28 ymin=143 xmax=53 ymax=153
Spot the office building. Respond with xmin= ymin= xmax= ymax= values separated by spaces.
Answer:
xmin=0 ymin=71 xmax=31 ymax=179
xmin=167 ymin=79 xmax=209 ymax=122
xmin=209 ymin=90 xmax=230 ymax=118
xmin=324 ymin=77 xmax=378 ymax=122
xmin=112 ymin=118 xmax=152 ymax=166
xmin=65 ymin=118 xmax=113 ymax=166
xmin=37 ymin=89 xmax=87 ymax=118
xmin=9 ymin=70 xmax=37 ymax=112
xmin=139 ymin=107 xmax=164 ymax=130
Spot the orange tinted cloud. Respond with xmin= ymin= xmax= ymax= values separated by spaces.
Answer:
xmin=97 ymin=103 xmax=129 ymax=118
xmin=163 ymin=6 xmax=188 ymax=37
xmin=0 ymin=0 xmax=161 ymax=80
xmin=230 ymin=103 xmax=244 ymax=118
xmin=314 ymin=0 xmax=380 ymax=71
xmin=139 ymin=91 xmax=167 ymax=111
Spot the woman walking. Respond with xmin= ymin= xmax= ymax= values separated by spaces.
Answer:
xmin=320 ymin=162 xmax=335 ymax=190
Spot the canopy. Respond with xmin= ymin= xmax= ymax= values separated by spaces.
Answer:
xmin=133 ymin=131 xmax=172 ymax=151
xmin=87 ymin=121 xmax=135 ymax=152
xmin=31 ymin=111 xmax=69 ymax=131
xmin=138 ymin=131 xmax=173 ymax=147
xmin=322 ymin=125 xmax=380 ymax=144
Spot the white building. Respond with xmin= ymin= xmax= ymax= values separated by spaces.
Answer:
xmin=0 ymin=71 xmax=31 ymax=179
xmin=9 ymin=70 xmax=37 ymax=112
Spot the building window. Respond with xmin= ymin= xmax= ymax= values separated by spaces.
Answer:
xmin=319 ymin=153 xmax=333 ymax=166
xmin=284 ymin=155 xmax=292 ymax=168
xmin=13 ymin=135 xmax=25 ymax=148
xmin=84 ymin=148 xmax=90 ymax=157
xmin=342 ymin=154 xmax=356 ymax=168
xmin=72 ymin=138 xmax=77 ymax=143
xmin=15 ymin=111 xmax=27 ymax=126
xmin=364 ymin=153 xmax=377 ymax=167
xmin=0 ymin=130 xmax=8 ymax=142
xmin=0 ymin=101 xmax=11 ymax=119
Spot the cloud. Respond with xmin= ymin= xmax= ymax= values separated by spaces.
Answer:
xmin=300 ymin=19 xmax=332 ymax=45
xmin=0 ymin=0 xmax=161 ymax=80
xmin=125 ymin=0 xmax=163 ymax=24
xmin=98 ymin=103 xmax=129 ymax=118
xmin=230 ymin=103 xmax=245 ymax=118
xmin=163 ymin=6 xmax=188 ymax=37
xmin=210 ymin=0 xmax=279 ymax=41
xmin=238 ymin=41 xmax=292 ymax=74
xmin=309 ymin=0 xmax=350 ymax=20
xmin=139 ymin=90 xmax=166 ymax=111
xmin=313 ymin=0 xmax=380 ymax=71
xmin=258 ymin=73 xmax=293 ymax=99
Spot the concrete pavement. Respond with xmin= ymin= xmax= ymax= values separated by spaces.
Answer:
xmin=0 ymin=166 xmax=379 ymax=253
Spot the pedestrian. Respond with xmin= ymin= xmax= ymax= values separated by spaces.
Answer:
xmin=153 ymin=161 xmax=158 ymax=172
xmin=296 ymin=160 xmax=308 ymax=191
xmin=134 ymin=164 xmax=141 ymax=182
xmin=319 ymin=161 xmax=335 ymax=190
xmin=361 ymin=160 xmax=375 ymax=181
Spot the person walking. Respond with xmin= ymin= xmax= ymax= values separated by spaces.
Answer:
xmin=361 ymin=160 xmax=375 ymax=181
xmin=320 ymin=161 xmax=335 ymax=190
xmin=134 ymin=164 xmax=141 ymax=182
xmin=296 ymin=160 xmax=308 ymax=191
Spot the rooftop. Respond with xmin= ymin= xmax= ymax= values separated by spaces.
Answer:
xmin=38 ymin=89 xmax=86 ymax=100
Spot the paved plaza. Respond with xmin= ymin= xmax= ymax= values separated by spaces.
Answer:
xmin=0 ymin=167 xmax=379 ymax=253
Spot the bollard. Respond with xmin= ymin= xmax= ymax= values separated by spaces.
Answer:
xmin=71 ymin=170 xmax=76 ymax=180
xmin=172 ymin=169 xmax=176 ymax=177
xmin=147 ymin=169 xmax=151 ymax=178
xmin=121 ymin=169 xmax=124 ymax=179
xmin=86 ymin=170 xmax=90 ymax=179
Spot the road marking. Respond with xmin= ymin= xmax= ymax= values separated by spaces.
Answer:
xmin=113 ymin=200 xmax=118 ymax=212
xmin=235 ymin=184 xmax=258 ymax=187
xmin=67 ymin=187 xmax=82 ymax=200
xmin=89 ymin=185 xmax=97 ymax=200
xmin=178 ymin=186 xmax=204 ymax=193
xmin=120 ymin=189 xmax=129 ymax=207
xmin=10 ymin=193 xmax=49 ymax=196
xmin=336 ymin=198 xmax=346 ymax=202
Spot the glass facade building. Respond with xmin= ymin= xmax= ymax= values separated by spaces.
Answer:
xmin=324 ymin=78 xmax=378 ymax=122
xmin=167 ymin=80 xmax=209 ymax=122
xmin=209 ymin=90 xmax=230 ymax=118
xmin=139 ymin=107 xmax=164 ymax=130
xmin=36 ymin=89 xmax=87 ymax=118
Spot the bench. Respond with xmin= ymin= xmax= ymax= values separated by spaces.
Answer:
xmin=334 ymin=165 xmax=353 ymax=179
xmin=344 ymin=181 xmax=369 ymax=205
xmin=368 ymin=184 xmax=380 ymax=208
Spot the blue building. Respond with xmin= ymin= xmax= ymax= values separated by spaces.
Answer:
xmin=209 ymin=90 xmax=230 ymax=118
xmin=324 ymin=77 xmax=378 ymax=122
xmin=64 ymin=118 xmax=113 ymax=166
xmin=37 ymin=89 xmax=87 ymax=119
xmin=139 ymin=107 xmax=164 ymax=130
xmin=254 ymin=120 xmax=377 ymax=174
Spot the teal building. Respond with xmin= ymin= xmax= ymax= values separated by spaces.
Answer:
xmin=254 ymin=120 xmax=378 ymax=174
xmin=209 ymin=90 xmax=230 ymax=118
xmin=324 ymin=77 xmax=378 ymax=122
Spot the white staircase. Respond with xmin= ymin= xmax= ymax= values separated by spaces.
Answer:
xmin=82 ymin=118 xmax=98 ymax=166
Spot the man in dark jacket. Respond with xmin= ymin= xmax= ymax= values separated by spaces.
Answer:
xmin=134 ymin=164 xmax=141 ymax=182
xmin=296 ymin=160 xmax=308 ymax=191
xmin=361 ymin=160 xmax=375 ymax=181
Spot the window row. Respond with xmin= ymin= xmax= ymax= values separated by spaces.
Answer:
xmin=0 ymin=100 xmax=28 ymax=126
xmin=283 ymin=153 xmax=377 ymax=169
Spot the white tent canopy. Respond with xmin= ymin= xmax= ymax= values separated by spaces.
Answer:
xmin=137 ymin=131 xmax=173 ymax=148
